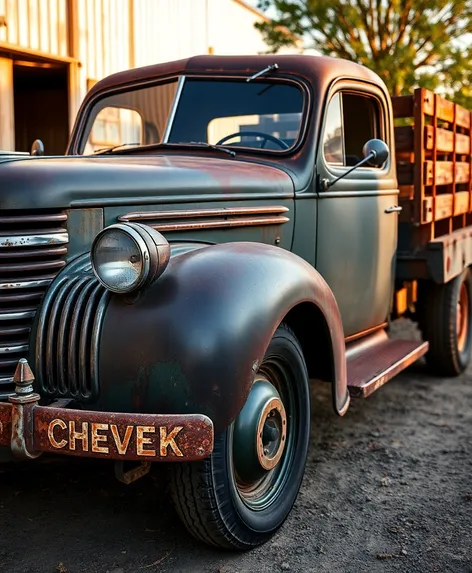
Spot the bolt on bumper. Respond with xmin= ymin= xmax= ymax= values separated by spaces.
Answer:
xmin=0 ymin=359 xmax=214 ymax=462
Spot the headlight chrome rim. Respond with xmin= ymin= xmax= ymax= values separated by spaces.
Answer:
xmin=91 ymin=222 xmax=170 ymax=294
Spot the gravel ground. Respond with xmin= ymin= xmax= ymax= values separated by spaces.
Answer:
xmin=1 ymin=320 xmax=471 ymax=573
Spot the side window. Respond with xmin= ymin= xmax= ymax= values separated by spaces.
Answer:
xmin=323 ymin=91 xmax=382 ymax=168
xmin=323 ymin=93 xmax=344 ymax=165
xmin=342 ymin=94 xmax=381 ymax=166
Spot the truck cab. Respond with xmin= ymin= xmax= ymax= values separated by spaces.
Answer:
xmin=0 ymin=54 xmax=470 ymax=551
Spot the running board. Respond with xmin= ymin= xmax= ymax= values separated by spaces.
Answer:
xmin=346 ymin=330 xmax=429 ymax=398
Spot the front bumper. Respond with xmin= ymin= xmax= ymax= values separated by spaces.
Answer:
xmin=0 ymin=401 xmax=213 ymax=462
xmin=0 ymin=362 xmax=214 ymax=462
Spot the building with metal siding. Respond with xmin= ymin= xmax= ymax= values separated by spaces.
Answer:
xmin=0 ymin=0 xmax=300 ymax=154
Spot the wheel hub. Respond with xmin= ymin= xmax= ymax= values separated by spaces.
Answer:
xmin=256 ymin=397 xmax=287 ymax=471
xmin=233 ymin=378 xmax=287 ymax=483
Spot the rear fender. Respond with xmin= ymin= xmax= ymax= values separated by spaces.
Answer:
xmin=97 ymin=242 xmax=349 ymax=431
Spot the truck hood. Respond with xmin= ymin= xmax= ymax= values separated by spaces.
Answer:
xmin=0 ymin=154 xmax=294 ymax=210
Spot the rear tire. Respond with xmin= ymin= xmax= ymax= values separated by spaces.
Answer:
xmin=419 ymin=268 xmax=472 ymax=376
xmin=168 ymin=324 xmax=310 ymax=550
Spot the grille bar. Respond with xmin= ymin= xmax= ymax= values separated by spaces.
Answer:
xmin=0 ymin=210 xmax=68 ymax=398
xmin=0 ymin=213 xmax=67 ymax=224
xmin=36 ymin=254 xmax=109 ymax=402
xmin=0 ymin=259 xmax=66 ymax=273
xmin=66 ymin=279 xmax=98 ymax=396
xmin=0 ymin=246 xmax=68 ymax=259
xmin=0 ymin=278 xmax=54 ymax=290
xmin=0 ymin=232 xmax=69 ymax=248
xmin=0 ymin=344 xmax=29 ymax=354
xmin=0 ymin=310 xmax=36 ymax=320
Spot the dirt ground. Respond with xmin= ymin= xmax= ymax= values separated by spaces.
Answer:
xmin=1 ymin=320 xmax=471 ymax=573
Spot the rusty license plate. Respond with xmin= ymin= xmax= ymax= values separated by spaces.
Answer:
xmin=33 ymin=406 xmax=214 ymax=461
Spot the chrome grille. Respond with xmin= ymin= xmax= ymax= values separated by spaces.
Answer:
xmin=36 ymin=254 xmax=109 ymax=402
xmin=0 ymin=211 xmax=68 ymax=399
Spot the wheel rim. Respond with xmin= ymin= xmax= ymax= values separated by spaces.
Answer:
xmin=231 ymin=361 xmax=295 ymax=511
xmin=457 ymin=281 xmax=469 ymax=352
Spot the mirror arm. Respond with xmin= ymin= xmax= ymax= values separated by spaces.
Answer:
xmin=322 ymin=150 xmax=376 ymax=191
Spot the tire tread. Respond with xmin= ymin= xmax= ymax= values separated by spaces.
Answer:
xmin=419 ymin=271 xmax=471 ymax=376
xmin=168 ymin=323 xmax=309 ymax=551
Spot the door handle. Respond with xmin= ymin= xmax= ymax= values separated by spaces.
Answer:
xmin=385 ymin=205 xmax=402 ymax=213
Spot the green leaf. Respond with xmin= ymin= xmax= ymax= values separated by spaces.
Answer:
xmin=255 ymin=0 xmax=472 ymax=105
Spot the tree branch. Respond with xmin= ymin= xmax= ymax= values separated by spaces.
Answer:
xmin=356 ymin=0 xmax=378 ymax=57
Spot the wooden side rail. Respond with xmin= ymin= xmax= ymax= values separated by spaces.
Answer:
xmin=392 ymin=88 xmax=472 ymax=243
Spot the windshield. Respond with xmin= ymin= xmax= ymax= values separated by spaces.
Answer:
xmin=80 ymin=77 xmax=305 ymax=154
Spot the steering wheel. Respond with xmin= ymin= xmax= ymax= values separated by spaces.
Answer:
xmin=216 ymin=131 xmax=289 ymax=150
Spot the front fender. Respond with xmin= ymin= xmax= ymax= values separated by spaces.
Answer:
xmin=97 ymin=242 xmax=348 ymax=431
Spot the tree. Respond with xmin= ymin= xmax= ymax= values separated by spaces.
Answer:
xmin=255 ymin=1 xmax=472 ymax=105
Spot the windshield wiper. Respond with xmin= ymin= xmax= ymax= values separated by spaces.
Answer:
xmin=187 ymin=142 xmax=236 ymax=157
xmin=246 ymin=63 xmax=279 ymax=82
xmin=93 ymin=143 xmax=141 ymax=155
xmin=92 ymin=141 xmax=236 ymax=157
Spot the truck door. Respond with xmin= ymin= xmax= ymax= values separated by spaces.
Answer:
xmin=315 ymin=84 xmax=399 ymax=338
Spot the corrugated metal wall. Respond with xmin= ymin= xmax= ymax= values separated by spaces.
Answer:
xmin=133 ymin=0 xmax=208 ymax=67
xmin=75 ymin=0 xmax=131 ymax=104
xmin=0 ymin=0 xmax=68 ymax=57
xmin=131 ymin=0 xmax=287 ymax=68
xmin=0 ymin=0 xmax=298 ymax=147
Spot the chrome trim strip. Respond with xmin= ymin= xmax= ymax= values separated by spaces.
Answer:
xmin=149 ymin=216 xmax=290 ymax=232
xmin=0 ymin=310 xmax=36 ymax=320
xmin=0 ymin=344 xmax=29 ymax=354
xmin=0 ymin=232 xmax=69 ymax=248
xmin=0 ymin=278 xmax=53 ymax=290
xmin=162 ymin=75 xmax=185 ymax=143
xmin=119 ymin=206 xmax=290 ymax=222
xmin=0 ymin=376 xmax=14 ymax=384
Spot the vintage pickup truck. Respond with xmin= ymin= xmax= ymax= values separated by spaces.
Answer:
xmin=1 ymin=54 xmax=471 ymax=550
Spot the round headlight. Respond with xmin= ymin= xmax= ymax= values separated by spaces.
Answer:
xmin=91 ymin=222 xmax=170 ymax=294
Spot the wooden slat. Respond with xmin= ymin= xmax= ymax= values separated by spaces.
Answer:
xmin=395 ymin=126 xmax=414 ymax=151
xmin=435 ymin=194 xmax=453 ymax=220
xmin=424 ymin=126 xmax=471 ymax=154
xmin=415 ymin=88 xmax=427 ymax=224
xmin=422 ymin=89 xmax=435 ymax=116
xmin=392 ymin=95 xmax=414 ymax=119
xmin=424 ymin=161 xmax=470 ymax=186
xmin=436 ymin=96 xmax=455 ymax=124
xmin=422 ymin=197 xmax=433 ymax=223
xmin=454 ymin=191 xmax=470 ymax=215
xmin=456 ymin=133 xmax=470 ymax=155
xmin=456 ymin=105 xmax=471 ymax=129
xmin=425 ymin=125 xmax=452 ymax=152
xmin=394 ymin=87 xmax=472 ymax=229
xmin=455 ymin=162 xmax=470 ymax=183
xmin=425 ymin=161 xmax=455 ymax=186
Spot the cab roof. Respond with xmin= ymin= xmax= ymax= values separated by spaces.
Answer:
xmin=84 ymin=54 xmax=387 ymax=104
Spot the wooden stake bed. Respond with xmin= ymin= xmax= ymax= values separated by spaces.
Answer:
xmin=392 ymin=88 xmax=472 ymax=246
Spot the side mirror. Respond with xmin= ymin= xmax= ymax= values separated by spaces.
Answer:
xmin=362 ymin=138 xmax=389 ymax=167
xmin=31 ymin=139 xmax=44 ymax=156
xmin=322 ymin=138 xmax=389 ymax=190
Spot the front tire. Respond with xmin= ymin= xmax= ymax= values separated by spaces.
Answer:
xmin=168 ymin=324 xmax=310 ymax=550
xmin=419 ymin=268 xmax=472 ymax=376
